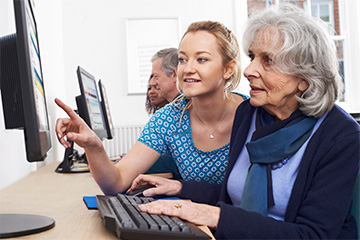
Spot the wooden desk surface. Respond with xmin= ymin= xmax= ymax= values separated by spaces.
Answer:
xmin=0 ymin=162 xmax=214 ymax=240
xmin=0 ymin=162 xmax=116 ymax=239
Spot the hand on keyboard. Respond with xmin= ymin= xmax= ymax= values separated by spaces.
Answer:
xmin=97 ymin=194 xmax=211 ymax=239
xmin=128 ymin=174 xmax=183 ymax=197
xmin=126 ymin=184 xmax=155 ymax=197
xmin=139 ymin=198 xmax=221 ymax=230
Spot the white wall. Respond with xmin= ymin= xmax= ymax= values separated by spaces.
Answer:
xmin=343 ymin=0 xmax=360 ymax=112
xmin=0 ymin=0 xmax=248 ymax=190
xmin=58 ymin=0 xmax=247 ymax=124
xmin=2 ymin=0 xmax=358 ymax=191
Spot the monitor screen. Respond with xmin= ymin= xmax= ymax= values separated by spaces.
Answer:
xmin=0 ymin=0 xmax=55 ymax=237
xmin=0 ymin=0 xmax=51 ymax=162
xmin=98 ymin=79 xmax=114 ymax=139
xmin=76 ymin=66 xmax=107 ymax=139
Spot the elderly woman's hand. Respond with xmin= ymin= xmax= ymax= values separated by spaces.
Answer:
xmin=139 ymin=200 xmax=220 ymax=229
xmin=127 ymin=174 xmax=182 ymax=197
xmin=55 ymin=98 xmax=102 ymax=150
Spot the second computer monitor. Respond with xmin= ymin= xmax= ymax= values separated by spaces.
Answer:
xmin=98 ymin=80 xmax=114 ymax=139
xmin=76 ymin=66 xmax=107 ymax=140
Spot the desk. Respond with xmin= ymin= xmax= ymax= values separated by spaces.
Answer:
xmin=0 ymin=162 xmax=214 ymax=239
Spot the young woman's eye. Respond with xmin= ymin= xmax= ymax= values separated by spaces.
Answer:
xmin=178 ymin=57 xmax=186 ymax=63
xmin=197 ymin=57 xmax=207 ymax=63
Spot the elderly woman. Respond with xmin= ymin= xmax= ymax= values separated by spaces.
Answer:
xmin=130 ymin=4 xmax=360 ymax=239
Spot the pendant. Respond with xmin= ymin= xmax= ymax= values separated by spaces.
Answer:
xmin=210 ymin=134 xmax=214 ymax=139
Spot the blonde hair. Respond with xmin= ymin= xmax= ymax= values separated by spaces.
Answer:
xmin=177 ymin=21 xmax=241 ymax=118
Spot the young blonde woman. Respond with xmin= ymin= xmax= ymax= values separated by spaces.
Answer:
xmin=55 ymin=20 xmax=248 ymax=195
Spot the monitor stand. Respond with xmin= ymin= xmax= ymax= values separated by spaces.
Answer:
xmin=55 ymin=140 xmax=89 ymax=173
xmin=0 ymin=214 xmax=55 ymax=238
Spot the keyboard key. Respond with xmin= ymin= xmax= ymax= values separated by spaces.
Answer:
xmin=121 ymin=202 xmax=148 ymax=229
xmin=151 ymin=214 xmax=170 ymax=231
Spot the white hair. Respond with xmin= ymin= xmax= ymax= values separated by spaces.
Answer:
xmin=243 ymin=3 xmax=342 ymax=117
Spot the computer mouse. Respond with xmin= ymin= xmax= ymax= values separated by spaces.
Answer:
xmin=126 ymin=184 xmax=155 ymax=197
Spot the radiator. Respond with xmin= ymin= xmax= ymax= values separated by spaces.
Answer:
xmin=102 ymin=124 xmax=144 ymax=158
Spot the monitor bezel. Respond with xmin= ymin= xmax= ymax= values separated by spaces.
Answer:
xmin=98 ymin=79 xmax=114 ymax=140
xmin=14 ymin=0 xmax=51 ymax=161
xmin=76 ymin=66 xmax=107 ymax=140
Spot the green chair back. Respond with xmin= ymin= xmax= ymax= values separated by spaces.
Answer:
xmin=351 ymin=173 xmax=360 ymax=240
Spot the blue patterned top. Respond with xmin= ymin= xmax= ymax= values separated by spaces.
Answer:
xmin=138 ymin=93 xmax=249 ymax=184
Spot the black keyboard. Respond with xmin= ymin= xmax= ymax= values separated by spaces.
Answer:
xmin=96 ymin=194 xmax=211 ymax=240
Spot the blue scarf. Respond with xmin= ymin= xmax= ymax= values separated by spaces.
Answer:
xmin=239 ymin=107 xmax=317 ymax=216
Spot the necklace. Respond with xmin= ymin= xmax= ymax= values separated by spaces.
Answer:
xmin=192 ymin=106 xmax=228 ymax=139
xmin=271 ymin=156 xmax=291 ymax=170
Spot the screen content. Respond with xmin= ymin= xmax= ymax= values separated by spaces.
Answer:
xmin=26 ymin=0 xmax=48 ymax=131
xmin=101 ymin=85 xmax=114 ymax=130
xmin=81 ymin=74 xmax=104 ymax=130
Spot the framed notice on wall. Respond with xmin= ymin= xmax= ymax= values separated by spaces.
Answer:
xmin=125 ymin=17 xmax=180 ymax=94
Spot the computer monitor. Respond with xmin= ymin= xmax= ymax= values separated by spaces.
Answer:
xmin=76 ymin=66 xmax=107 ymax=139
xmin=98 ymin=79 xmax=114 ymax=139
xmin=55 ymin=66 xmax=107 ymax=173
xmin=0 ymin=0 xmax=51 ymax=162
xmin=0 ymin=0 xmax=54 ymax=237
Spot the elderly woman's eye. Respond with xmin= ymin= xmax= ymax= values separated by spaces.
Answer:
xmin=248 ymin=53 xmax=255 ymax=61
xmin=265 ymin=56 xmax=273 ymax=65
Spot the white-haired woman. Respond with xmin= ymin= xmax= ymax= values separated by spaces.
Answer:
xmin=131 ymin=4 xmax=360 ymax=239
